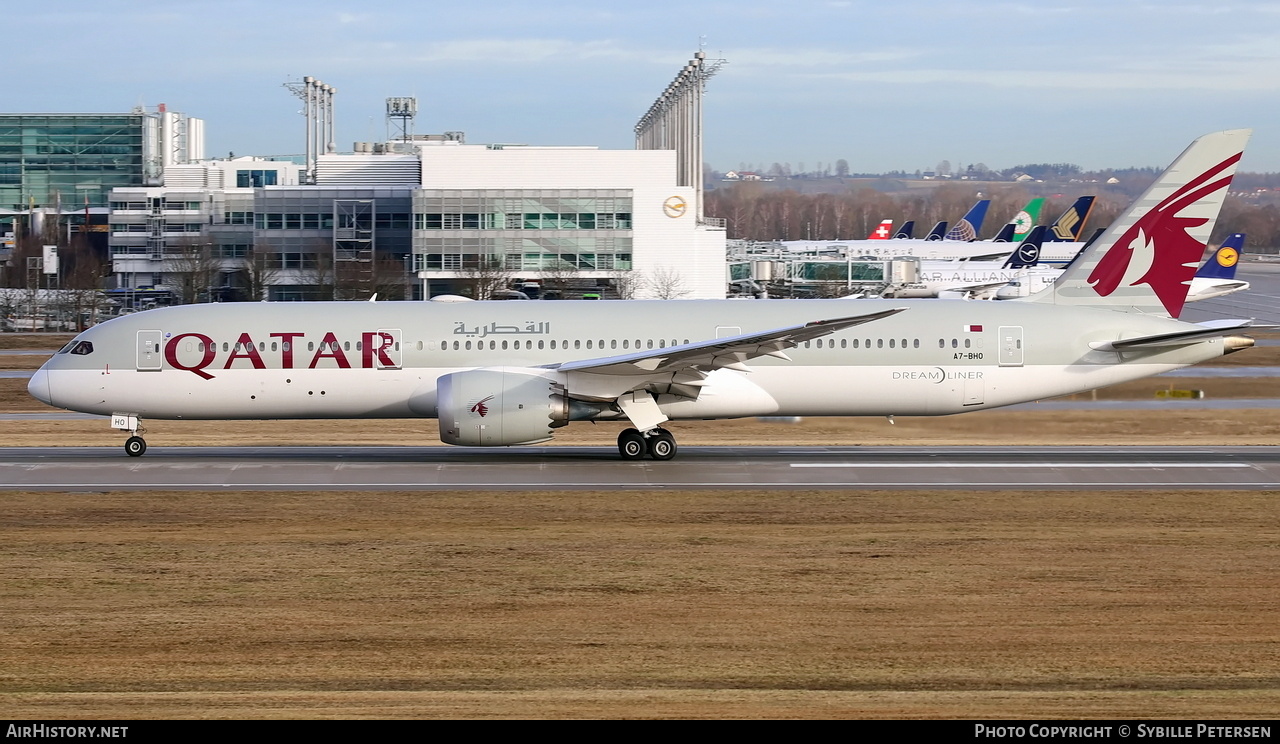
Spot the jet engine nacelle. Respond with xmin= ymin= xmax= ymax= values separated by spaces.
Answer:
xmin=437 ymin=367 xmax=567 ymax=446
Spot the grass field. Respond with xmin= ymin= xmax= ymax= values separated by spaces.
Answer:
xmin=1 ymin=488 xmax=1277 ymax=719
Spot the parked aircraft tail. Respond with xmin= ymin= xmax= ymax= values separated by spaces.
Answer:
xmin=944 ymin=199 xmax=991 ymax=241
xmin=1047 ymin=195 xmax=1096 ymax=241
xmin=1195 ymin=232 xmax=1244 ymax=280
xmin=1006 ymin=197 xmax=1046 ymax=242
xmin=893 ymin=220 xmax=915 ymax=239
xmin=924 ymin=221 xmax=948 ymax=241
xmin=1031 ymin=129 xmax=1251 ymax=318
xmin=867 ymin=219 xmax=895 ymax=240
xmin=990 ymin=223 xmax=1017 ymax=243
xmin=1002 ymin=226 xmax=1047 ymax=269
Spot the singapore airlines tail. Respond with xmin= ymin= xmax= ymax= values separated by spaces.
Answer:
xmin=1047 ymin=195 xmax=1096 ymax=242
xmin=1029 ymin=129 xmax=1251 ymax=318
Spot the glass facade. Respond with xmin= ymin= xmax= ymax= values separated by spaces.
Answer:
xmin=412 ymin=189 xmax=634 ymax=272
xmin=0 ymin=115 xmax=146 ymax=210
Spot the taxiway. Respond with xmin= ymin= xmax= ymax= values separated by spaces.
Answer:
xmin=4 ymin=445 xmax=1278 ymax=491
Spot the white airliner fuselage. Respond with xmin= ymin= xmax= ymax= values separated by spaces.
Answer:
xmin=29 ymin=298 xmax=1243 ymax=422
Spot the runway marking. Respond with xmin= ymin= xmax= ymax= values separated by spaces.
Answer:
xmin=9 ymin=480 xmax=1278 ymax=490
xmin=791 ymin=462 xmax=1251 ymax=469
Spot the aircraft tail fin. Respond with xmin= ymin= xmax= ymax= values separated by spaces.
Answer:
xmin=925 ymin=221 xmax=947 ymax=241
xmin=866 ymin=219 xmax=894 ymax=240
xmin=1008 ymin=197 xmax=1046 ymax=242
xmin=944 ymin=199 xmax=990 ymax=241
xmin=1047 ymin=196 xmax=1096 ymax=241
xmin=991 ymin=223 xmax=1017 ymax=243
xmin=1029 ymin=129 xmax=1250 ymax=318
xmin=893 ymin=220 xmax=915 ymax=239
xmin=1002 ymin=226 xmax=1047 ymax=269
xmin=1195 ymin=233 xmax=1245 ymax=280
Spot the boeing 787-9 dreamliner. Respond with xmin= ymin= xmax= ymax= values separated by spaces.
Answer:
xmin=29 ymin=130 xmax=1262 ymax=460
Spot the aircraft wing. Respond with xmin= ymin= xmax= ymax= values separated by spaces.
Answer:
xmin=967 ymin=249 xmax=1016 ymax=262
xmin=939 ymin=280 xmax=1014 ymax=298
xmin=552 ymin=307 xmax=908 ymax=378
xmin=1090 ymin=319 xmax=1272 ymax=351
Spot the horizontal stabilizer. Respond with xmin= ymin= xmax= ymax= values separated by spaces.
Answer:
xmin=1089 ymin=319 xmax=1269 ymax=351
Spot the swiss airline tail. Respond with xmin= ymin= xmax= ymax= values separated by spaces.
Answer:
xmin=1030 ymin=129 xmax=1250 ymax=318
xmin=866 ymin=219 xmax=894 ymax=240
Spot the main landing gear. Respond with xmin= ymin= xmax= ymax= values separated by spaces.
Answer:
xmin=617 ymin=427 xmax=677 ymax=461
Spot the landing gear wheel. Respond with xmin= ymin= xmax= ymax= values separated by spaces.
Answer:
xmin=618 ymin=428 xmax=647 ymax=460
xmin=124 ymin=436 xmax=147 ymax=458
xmin=647 ymin=430 xmax=677 ymax=461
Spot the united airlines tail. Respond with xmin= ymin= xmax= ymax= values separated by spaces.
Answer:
xmin=1031 ymin=129 xmax=1251 ymax=318
xmin=1195 ymin=233 xmax=1245 ymax=280
xmin=944 ymin=199 xmax=991 ymax=241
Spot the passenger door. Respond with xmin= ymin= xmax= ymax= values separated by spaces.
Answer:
xmin=136 ymin=330 xmax=163 ymax=371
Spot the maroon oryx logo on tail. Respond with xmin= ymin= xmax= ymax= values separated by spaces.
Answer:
xmin=470 ymin=395 xmax=495 ymax=418
xmin=1087 ymin=152 xmax=1241 ymax=317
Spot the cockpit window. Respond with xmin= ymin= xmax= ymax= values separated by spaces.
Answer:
xmin=69 ymin=341 xmax=94 ymax=356
xmin=57 ymin=341 xmax=78 ymax=354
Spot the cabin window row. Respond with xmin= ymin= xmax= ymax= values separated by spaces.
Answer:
xmin=802 ymin=338 xmax=980 ymax=349
xmin=425 ymin=338 xmax=691 ymax=352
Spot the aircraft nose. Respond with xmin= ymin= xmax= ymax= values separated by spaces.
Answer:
xmin=27 ymin=368 xmax=53 ymax=406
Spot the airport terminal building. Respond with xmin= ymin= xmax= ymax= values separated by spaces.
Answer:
xmin=106 ymin=140 xmax=726 ymax=303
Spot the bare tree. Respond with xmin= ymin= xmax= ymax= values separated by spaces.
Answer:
xmin=457 ymin=254 xmax=515 ymax=300
xmin=62 ymin=232 xmax=106 ymax=329
xmin=608 ymin=269 xmax=644 ymax=300
xmin=645 ymin=266 xmax=690 ymax=300
xmin=239 ymin=247 xmax=281 ymax=302
xmin=538 ymin=259 xmax=580 ymax=299
xmin=298 ymin=248 xmax=336 ymax=301
xmin=168 ymin=239 xmax=220 ymax=305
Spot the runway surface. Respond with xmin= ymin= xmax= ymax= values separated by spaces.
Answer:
xmin=4 ymin=445 xmax=1278 ymax=491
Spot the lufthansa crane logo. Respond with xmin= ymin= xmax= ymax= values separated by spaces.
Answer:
xmin=663 ymin=196 xmax=688 ymax=218
xmin=1217 ymin=245 xmax=1239 ymax=268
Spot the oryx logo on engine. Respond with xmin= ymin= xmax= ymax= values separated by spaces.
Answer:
xmin=469 ymin=396 xmax=496 ymax=418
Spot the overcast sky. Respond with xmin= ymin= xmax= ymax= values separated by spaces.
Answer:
xmin=10 ymin=1 xmax=1280 ymax=174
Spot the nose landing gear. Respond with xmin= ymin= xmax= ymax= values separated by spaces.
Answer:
xmin=111 ymin=413 xmax=147 ymax=457
xmin=124 ymin=436 xmax=147 ymax=457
